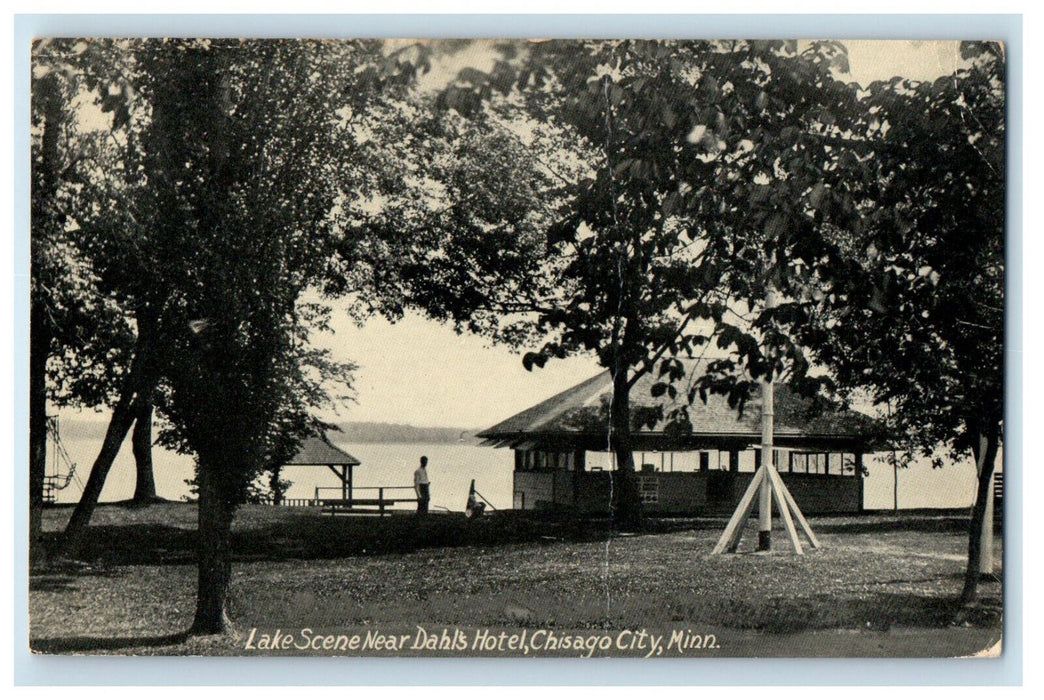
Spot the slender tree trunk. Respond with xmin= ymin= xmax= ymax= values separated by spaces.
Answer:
xmin=29 ymin=308 xmax=52 ymax=566
xmin=609 ymin=367 xmax=642 ymax=529
xmin=30 ymin=72 xmax=63 ymax=567
xmin=190 ymin=457 xmax=237 ymax=634
xmin=960 ymin=419 xmax=1001 ymax=606
xmin=54 ymin=391 xmax=138 ymax=559
xmin=269 ymin=465 xmax=284 ymax=506
xmin=131 ymin=399 xmax=157 ymax=504
xmin=56 ymin=307 xmax=158 ymax=557
xmin=980 ymin=467 xmax=996 ymax=575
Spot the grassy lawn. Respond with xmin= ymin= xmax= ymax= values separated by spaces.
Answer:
xmin=29 ymin=503 xmax=1003 ymax=657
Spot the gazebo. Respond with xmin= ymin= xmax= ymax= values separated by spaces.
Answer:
xmin=478 ymin=360 xmax=882 ymax=516
xmin=284 ymin=434 xmax=362 ymax=504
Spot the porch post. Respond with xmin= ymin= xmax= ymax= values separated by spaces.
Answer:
xmin=856 ymin=452 xmax=866 ymax=512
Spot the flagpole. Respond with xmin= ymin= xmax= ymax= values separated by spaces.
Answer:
xmin=758 ymin=285 xmax=776 ymax=551
xmin=711 ymin=283 xmax=819 ymax=555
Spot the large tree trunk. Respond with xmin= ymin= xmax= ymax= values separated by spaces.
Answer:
xmin=190 ymin=457 xmax=237 ymax=634
xmin=29 ymin=308 xmax=51 ymax=567
xmin=131 ymin=399 xmax=157 ymax=504
xmin=53 ymin=391 xmax=138 ymax=559
xmin=609 ymin=367 xmax=642 ymax=530
xmin=960 ymin=419 xmax=1001 ymax=606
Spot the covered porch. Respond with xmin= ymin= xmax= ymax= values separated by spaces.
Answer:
xmin=510 ymin=443 xmax=865 ymax=516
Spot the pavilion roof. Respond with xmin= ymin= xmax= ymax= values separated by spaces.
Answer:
xmin=284 ymin=434 xmax=361 ymax=466
xmin=478 ymin=360 xmax=882 ymax=450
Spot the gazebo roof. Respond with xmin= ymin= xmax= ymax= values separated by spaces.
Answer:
xmin=479 ymin=360 xmax=882 ymax=450
xmin=284 ymin=435 xmax=361 ymax=466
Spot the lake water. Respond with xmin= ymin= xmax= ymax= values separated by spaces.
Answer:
xmin=52 ymin=431 xmax=984 ymax=512
xmin=52 ymin=435 xmax=515 ymax=512
xmin=283 ymin=442 xmax=515 ymax=511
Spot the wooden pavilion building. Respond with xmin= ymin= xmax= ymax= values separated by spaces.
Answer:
xmin=284 ymin=434 xmax=362 ymax=503
xmin=478 ymin=363 xmax=882 ymax=516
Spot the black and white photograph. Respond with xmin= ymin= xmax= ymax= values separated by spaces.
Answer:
xmin=27 ymin=37 xmax=1005 ymax=658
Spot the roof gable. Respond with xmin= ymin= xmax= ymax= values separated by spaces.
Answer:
xmin=479 ymin=360 xmax=879 ymax=444
xmin=284 ymin=435 xmax=361 ymax=466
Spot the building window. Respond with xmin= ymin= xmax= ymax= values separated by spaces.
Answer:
xmin=639 ymin=476 xmax=659 ymax=504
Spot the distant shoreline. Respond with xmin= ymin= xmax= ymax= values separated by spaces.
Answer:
xmin=56 ymin=415 xmax=484 ymax=446
xmin=340 ymin=439 xmax=484 ymax=445
xmin=332 ymin=422 xmax=483 ymax=445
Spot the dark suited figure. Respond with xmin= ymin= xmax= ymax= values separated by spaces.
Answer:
xmin=414 ymin=456 xmax=430 ymax=514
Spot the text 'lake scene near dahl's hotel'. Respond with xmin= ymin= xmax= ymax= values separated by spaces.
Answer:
xmin=29 ymin=38 xmax=1003 ymax=657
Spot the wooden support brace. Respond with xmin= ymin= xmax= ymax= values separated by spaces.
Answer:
xmin=712 ymin=467 xmax=766 ymax=555
xmin=769 ymin=470 xmax=803 ymax=554
xmin=768 ymin=466 xmax=821 ymax=549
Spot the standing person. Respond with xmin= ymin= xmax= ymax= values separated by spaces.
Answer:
xmin=414 ymin=456 xmax=430 ymax=514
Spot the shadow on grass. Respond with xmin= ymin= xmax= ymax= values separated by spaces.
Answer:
xmin=40 ymin=510 xmax=709 ymax=568
xmin=31 ymin=573 xmax=91 ymax=593
xmin=30 ymin=631 xmax=190 ymax=654
xmin=30 ymin=558 xmax=142 ymax=591
xmin=233 ymin=512 xmax=710 ymax=562
xmin=40 ymin=524 xmax=198 ymax=568
xmin=813 ymin=516 xmax=971 ymax=535
xmin=39 ymin=506 xmax=986 ymax=570
xmin=704 ymin=591 xmax=984 ymax=633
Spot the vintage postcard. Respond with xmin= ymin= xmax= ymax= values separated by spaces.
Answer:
xmin=28 ymin=37 xmax=1004 ymax=659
